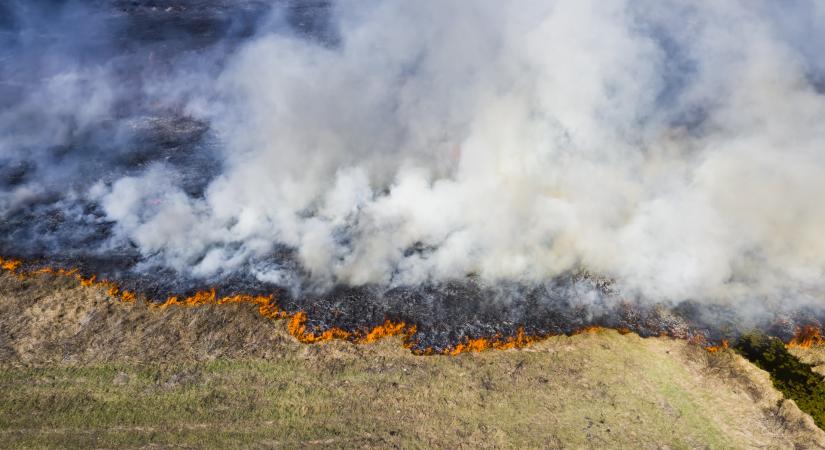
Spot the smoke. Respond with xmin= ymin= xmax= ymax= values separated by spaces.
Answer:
xmin=3 ymin=1 xmax=825 ymax=324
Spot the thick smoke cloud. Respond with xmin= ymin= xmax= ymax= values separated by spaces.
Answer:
xmin=3 ymin=1 xmax=825 ymax=319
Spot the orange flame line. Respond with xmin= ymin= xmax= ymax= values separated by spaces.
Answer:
xmin=0 ymin=256 xmax=740 ymax=355
xmin=788 ymin=325 xmax=825 ymax=349
xmin=0 ymin=256 xmax=415 ymax=349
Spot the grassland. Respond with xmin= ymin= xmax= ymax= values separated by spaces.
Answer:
xmin=1 ymin=273 xmax=824 ymax=448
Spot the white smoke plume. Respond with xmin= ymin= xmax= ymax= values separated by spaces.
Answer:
xmin=10 ymin=1 xmax=825 ymax=310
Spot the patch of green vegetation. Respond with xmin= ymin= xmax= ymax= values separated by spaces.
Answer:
xmin=734 ymin=332 xmax=825 ymax=430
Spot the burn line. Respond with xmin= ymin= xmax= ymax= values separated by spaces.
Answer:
xmin=2 ymin=256 xmax=813 ymax=354
xmin=0 ymin=256 xmax=421 ymax=348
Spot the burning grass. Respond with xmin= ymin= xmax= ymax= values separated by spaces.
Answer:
xmin=0 ymin=257 xmax=581 ymax=355
xmin=0 ymin=257 xmax=422 ymax=352
xmin=0 ymin=256 xmax=729 ymax=356
xmin=705 ymin=339 xmax=730 ymax=353
xmin=789 ymin=325 xmax=825 ymax=349
xmin=5 ymin=255 xmax=825 ymax=362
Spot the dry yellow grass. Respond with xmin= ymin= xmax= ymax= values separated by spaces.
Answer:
xmin=1 ymin=273 xmax=824 ymax=448
xmin=790 ymin=345 xmax=825 ymax=377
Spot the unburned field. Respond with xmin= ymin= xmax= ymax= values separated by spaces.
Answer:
xmin=1 ymin=274 xmax=824 ymax=448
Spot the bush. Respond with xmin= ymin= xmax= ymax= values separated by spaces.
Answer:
xmin=734 ymin=332 xmax=825 ymax=430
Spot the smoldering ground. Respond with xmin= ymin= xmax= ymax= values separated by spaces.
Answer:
xmin=2 ymin=1 xmax=825 ymax=350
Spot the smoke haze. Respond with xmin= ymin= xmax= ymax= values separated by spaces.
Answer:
xmin=2 ymin=1 xmax=825 ymax=344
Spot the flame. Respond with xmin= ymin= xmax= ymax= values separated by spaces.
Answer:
xmin=426 ymin=327 xmax=543 ymax=356
xmin=788 ymin=325 xmax=825 ymax=349
xmin=419 ymin=325 xmax=614 ymax=356
xmin=286 ymin=311 xmax=415 ymax=345
xmin=0 ymin=255 xmax=715 ymax=356
xmin=287 ymin=311 xmax=352 ymax=343
xmin=0 ymin=256 xmax=420 ymax=349
xmin=361 ymin=320 xmax=411 ymax=343
xmin=1 ymin=258 xmax=21 ymax=272
xmin=0 ymin=259 xmax=139 ymax=304
xmin=705 ymin=339 xmax=729 ymax=353
xmin=574 ymin=325 xmax=604 ymax=335
xmin=150 ymin=288 xmax=288 ymax=321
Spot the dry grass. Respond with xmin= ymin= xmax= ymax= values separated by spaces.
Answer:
xmin=790 ymin=345 xmax=825 ymax=377
xmin=1 ymin=273 xmax=824 ymax=448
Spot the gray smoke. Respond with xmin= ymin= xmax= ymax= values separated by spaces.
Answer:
xmin=3 ymin=1 xmax=825 ymax=317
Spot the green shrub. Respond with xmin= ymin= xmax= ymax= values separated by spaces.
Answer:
xmin=734 ymin=332 xmax=825 ymax=429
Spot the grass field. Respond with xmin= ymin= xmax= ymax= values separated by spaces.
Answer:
xmin=1 ymin=273 xmax=825 ymax=448
xmin=3 ymin=332 xmax=824 ymax=448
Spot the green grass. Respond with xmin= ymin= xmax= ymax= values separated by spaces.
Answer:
xmin=0 ymin=361 xmax=377 ymax=448
xmin=0 ymin=331 xmax=795 ymax=448
xmin=734 ymin=332 xmax=825 ymax=429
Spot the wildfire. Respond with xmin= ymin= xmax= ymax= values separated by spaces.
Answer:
xmin=0 ymin=256 xmax=572 ymax=354
xmin=788 ymin=325 xmax=825 ymax=349
xmin=0 ymin=258 xmax=139 ymax=304
xmin=447 ymin=328 xmax=539 ymax=355
xmin=1 ymin=258 xmax=21 ymax=272
xmin=286 ymin=311 xmax=415 ymax=345
xmin=149 ymin=288 xmax=288 ymax=321
xmin=412 ymin=325 xmax=616 ymax=356
xmin=574 ymin=325 xmax=605 ymax=335
xmin=0 ymin=256 xmax=419 ymax=349
xmin=0 ymin=255 xmax=735 ymax=356
xmin=705 ymin=339 xmax=729 ymax=353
